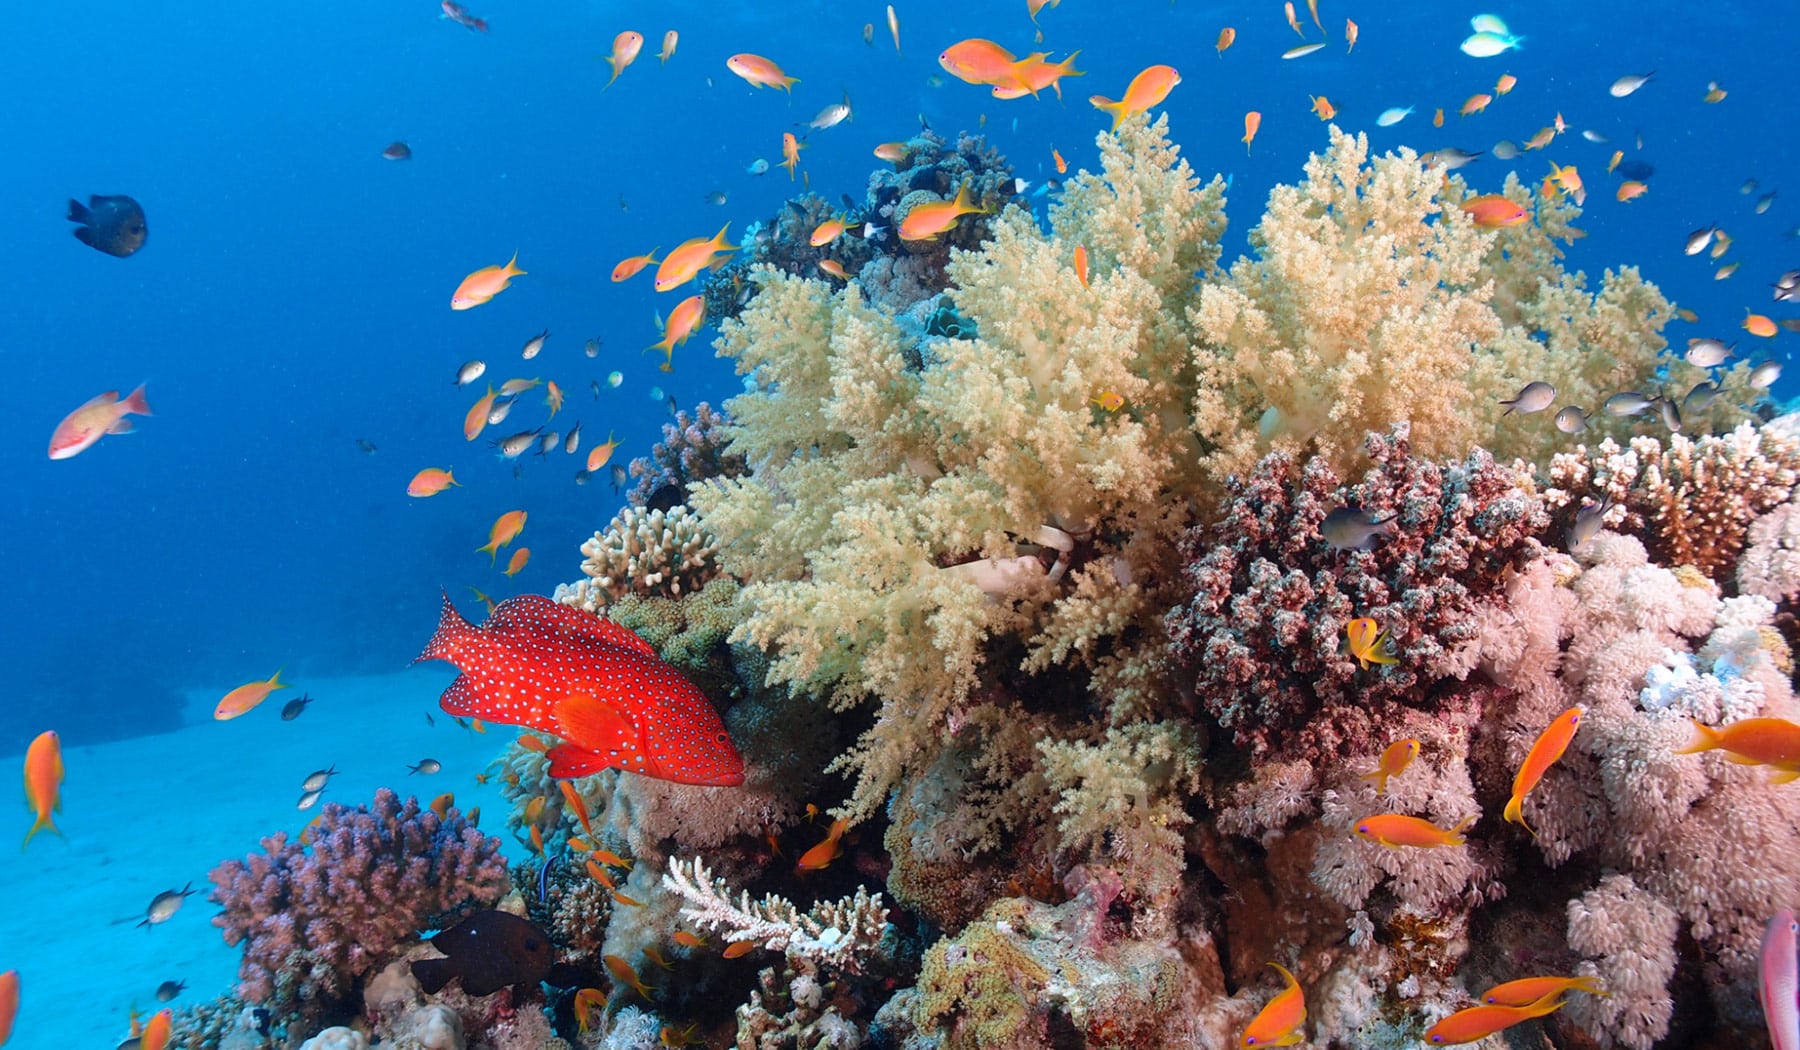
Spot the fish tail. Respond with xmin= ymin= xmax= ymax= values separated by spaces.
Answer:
xmin=121 ymin=383 xmax=152 ymax=417
xmin=1448 ymin=813 xmax=1479 ymax=844
xmin=505 ymin=251 xmax=526 ymax=277
xmin=1359 ymin=770 xmax=1390 ymax=793
xmin=414 ymin=590 xmax=473 ymax=664
xmin=1673 ymin=719 xmax=1722 ymax=755
xmin=1502 ymin=794 xmax=1536 ymax=837
xmin=711 ymin=222 xmax=737 ymax=252
xmin=1570 ymin=975 xmax=1609 ymax=997
xmin=21 ymin=811 xmax=60 ymax=850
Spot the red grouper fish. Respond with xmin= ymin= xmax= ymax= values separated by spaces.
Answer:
xmin=414 ymin=593 xmax=744 ymax=786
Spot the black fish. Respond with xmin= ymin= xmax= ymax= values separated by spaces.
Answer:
xmin=411 ymin=910 xmax=556 ymax=996
xmin=67 ymin=194 xmax=147 ymax=257
xmin=155 ymin=979 xmax=186 ymax=1002
xmin=279 ymin=693 xmax=314 ymax=721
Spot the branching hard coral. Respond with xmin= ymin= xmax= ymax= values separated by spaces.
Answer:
xmin=1166 ymin=424 xmax=1548 ymax=765
xmin=625 ymin=402 xmax=749 ymax=510
xmin=661 ymin=856 xmax=890 ymax=972
xmin=207 ymin=788 xmax=509 ymax=1026
xmin=1540 ymin=422 xmax=1800 ymax=579
xmin=1740 ymin=500 xmax=1800 ymax=602
xmin=555 ymin=505 xmax=719 ymax=612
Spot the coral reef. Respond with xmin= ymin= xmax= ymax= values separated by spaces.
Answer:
xmin=206 ymin=788 xmax=509 ymax=1027
xmin=554 ymin=504 xmax=719 ymax=612
xmin=624 ymin=402 xmax=750 ymax=511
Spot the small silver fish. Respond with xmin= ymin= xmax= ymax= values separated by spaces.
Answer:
xmin=1500 ymin=380 xmax=1556 ymax=415
xmin=520 ymin=328 xmax=549 ymax=359
xmin=584 ymin=337 xmax=601 ymax=358
xmin=862 ymin=222 xmax=887 ymax=240
xmin=1603 ymin=391 xmax=1656 ymax=417
xmin=703 ymin=190 xmax=728 ymax=205
xmin=494 ymin=429 xmax=539 ymax=458
xmin=1581 ymin=129 xmax=1608 ymax=143
xmin=454 ymin=360 xmax=486 ymax=386
xmin=807 ymin=99 xmax=852 ymax=130
xmin=1320 ymin=507 xmax=1398 ymax=550
xmin=746 ymin=158 xmax=769 ymax=176
xmin=297 ymin=789 xmax=325 ymax=811
xmin=565 ymin=422 xmax=582 ymax=454
xmin=537 ymin=431 xmax=559 ymax=455
xmin=1756 ymin=191 xmax=1777 ymax=215
xmin=1609 ymin=71 xmax=1655 ymax=98
xmin=300 ymin=766 xmax=338 ymax=792
xmin=574 ymin=468 xmax=592 ymax=485
xmin=1421 ymin=148 xmax=1483 ymax=170
xmin=1684 ymin=226 xmax=1716 ymax=256
xmin=1750 ymin=360 xmax=1784 ymax=389
xmin=487 ymin=397 xmax=516 ymax=425
xmin=1554 ymin=406 xmax=1590 ymax=434
xmin=611 ymin=464 xmax=628 ymax=491
xmin=1682 ymin=381 xmax=1721 ymax=415
xmin=1568 ymin=497 xmax=1617 ymax=551
xmin=1684 ymin=337 xmax=1734 ymax=367
xmin=407 ymin=758 xmax=442 ymax=775
xmin=1658 ymin=396 xmax=1682 ymax=432
xmin=1743 ymin=178 xmax=1760 ymax=195
xmin=1491 ymin=140 xmax=1520 ymax=160
xmin=139 ymin=884 xmax=196 ymax=928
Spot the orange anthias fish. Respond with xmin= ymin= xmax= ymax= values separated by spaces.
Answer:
xmin=649 ymin=294 xmax=706 ymax=368
xmin=1088 ymin=64 xmax=1181 ymax=130
xmin=48 ymin=384 xmax=152 ymax=460
xmin=1496 ymin=72 xmax=1517 ymax=94
xmin=1310 ymin=95 xmax=1336 ymax=120
xmin=780 ymin=132 xmax=805 ymax=180
xmin=477 ymin=509 xmax=527 ymax=563
xmin=606 ymin=955 xmax=655 ymax=999
xmin=1460 ymin=93 xmax=1493 ymax=116
xmin=1243 ymin=111 xmax=1262 ymax=155
xmin=451 ymin=252 xmax=525 ymax=310
xmin=723 ymin=940 xmax=756 ymax=959
xmin=673 ymin=930 xmax=708 ymax=949
xmin=657 ymin=30 xmax=677 ymax=63
xmin=898 ymin=183 xmax=985 ymax=241
xmin=573 ymin=987 xmax=606 ymax=1035
xmin=503 ymin=547 xmax=531 ymax=577
xmin=1345 ymin=17 xmax=1359 ymax=52
xmin=612 ymin=248 xmax=661 ymax=282
xmin=407 ymin=467 xmax=460 ymax=497
xmin=0 ymin=969 xmax=17 ymax=1045
xmin=725 ymin=53 xmax=798 ymax=93
xmin=654 ymin=223 xmax=736 ymax=292
xmin=1360 ymin=738 xmax=1420 ymax=793
xmin=992 ymin=51 xmax=1084 ymax=100
xmin=1745 ymin=311 xmax=1779 ymax=338
xmin=1676 ymin=716 xmax=1800 ymax=778
xmin=415 ymin=593 xmax=746 ymax=785
xmin=1480 ymin=974 xmax=1606 ymax=1006
xmin=1424 ymin=992 xmax=1565 ymax=1044
xmin=559 ymin=780 xmax=597 ymax=839
xmin=810 ymin=218 xmax=848 ymax=247
xmin=1504 ymin=706 xmax=1583 ymax=834
xmin=23 ymin=730 xmax=64 ymax=848
xmin=464 ymin=385 xmax=498 ymax=441
xmin=797 ymin=816 xmax=850 ymax=871
xmin=215 ymin=670 xmax=289 ymax=721
xmin=545 ymin=380 xmax=564 ymax=418
xmin=1461 ymin=194 xmax=1528 ymax=229
xmin=1216 ymin=27 xmax=1236 ymax=55
xmin=1616 ymin=181 xmax=1649 ymax=202
xmin=938 ymin=39 xmax=1020 ymax=88
xmin=140 ymin=1008 xmax=173 ymax=1050
xmin=586 ymin=431 xmax=622 ymax=472
xmin=874 ymin=141 xmax=908 ymax=163
xmin=1546 ymin=161 xmax=1586 ymax=205
xmin=1344 ymin=618 xmax=1399 ymax=669
xmin=604 ymin=30 xmax=643 ymax=89
xmin=1240 ymin=962 xmax=1305 ymax=1046
xmin=1354 ymin=812 xmax=1476 ymax=848
xmin=1072 ymin=245 xmax=1089 ymax=288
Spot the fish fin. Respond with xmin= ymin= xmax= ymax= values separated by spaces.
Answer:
xmin=72 ymin=226 xmax=96 ymax=247
xmin=1724 ymin=751 xmax=1764 ymax=765
xmin=1502 ymin=795 xmax=1536 ymax=837
xmin=106 ymin=418 xmax=135 ymax=435
xmin=1673 ymin=719 xmax=1720 ymax=755
xmin=415 ymin=591 xmax=474 ymax=664
xmin=121 ymin=384 xmax=152 ymax=417
xmin=20 ymin=813 xmax=60 ymax=851
xmin=410 ymin=956 xmax=456 ymax=995
xmin=547 ymin=745 xmax=614 ymax=779
xmin=554 ymin=694 xmax=638 ymax=750
xmin=439 ymin=675 xmax=485 ymax=717
xmin=1769 ymin=767 xmax=1800 ymax=785
xmin=67 ymin=198 xmax=92 ymax=223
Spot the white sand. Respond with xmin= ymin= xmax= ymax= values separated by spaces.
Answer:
xmin=0 ymin=667 xmax=531 ymax=1049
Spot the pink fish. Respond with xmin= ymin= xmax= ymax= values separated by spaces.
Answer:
xmin=48 ymin=384 xmax=151 ymax=460
xmin=1766 ymin=910 xmax=1800 ymax=1050
xmin=414 ymin=593 xmax=744 ymax=785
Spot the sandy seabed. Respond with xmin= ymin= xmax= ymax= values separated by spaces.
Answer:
xmin=0 ymin=666 xmax=530 ymax=1050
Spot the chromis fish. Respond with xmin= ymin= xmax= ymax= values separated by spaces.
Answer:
xmin=1685 ymin=337 xmax=1734 ymax=367
xmin=1568 ymin=498 xmax=1616 ymax=551
xmin=1320 ymin=507 xmax=1396 ymax=550
xmin=139 ymin=883 xmax=196 ymax=928
xmin=1499 ymin=380 xmax=1555 ymax=414
xmin=67 ymin=193 xmax=148 ymax=257
xmin=1554 ymin=406 xmax=1589 ymax=434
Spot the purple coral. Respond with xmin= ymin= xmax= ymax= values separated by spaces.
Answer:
xmin=207 ymin=788 xmax=509 ymax=1024
xmin=1166 ymin=425 xmax=1549 ymax=762
xmin=627 ymin=402 xmax=750 ymax=509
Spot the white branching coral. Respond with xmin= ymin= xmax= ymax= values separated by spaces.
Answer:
xmin=556 ymin=504 xmax=719 ymax=611
xmin=661 ymin=857 xmax=889 ymax=972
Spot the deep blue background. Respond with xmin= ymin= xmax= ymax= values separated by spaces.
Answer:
xmin=3 ymin=1 xmax=1794 ymax=747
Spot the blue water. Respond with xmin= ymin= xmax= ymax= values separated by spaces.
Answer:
xmin=1 ymin=0 xmax=1793 ymax=751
